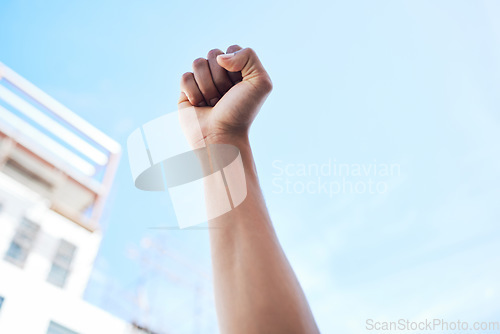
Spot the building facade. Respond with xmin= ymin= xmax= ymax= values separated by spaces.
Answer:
xmin=0 ymin=62 xmax=139 ymax=334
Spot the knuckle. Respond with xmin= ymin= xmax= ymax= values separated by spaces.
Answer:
xmin=181 ymin=72 xmax=193 ymax=83
xmin=192 ymin=57 xmax=207 ymax=68
xmin=227 ymin=44 xmax=241 ymax=53
xmin=259 ymin=76 xmax=273 ymax=93
xmin=207 ymin=48 xmax=223 ymax=58
xmin=244 ymin=47 xmax=255 ymax=55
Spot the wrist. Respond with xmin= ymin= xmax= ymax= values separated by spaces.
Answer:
xmin=203 ymin=130 xmax=249 ymax=147
xmin=203 ymin=131 xmax=259 ymax=182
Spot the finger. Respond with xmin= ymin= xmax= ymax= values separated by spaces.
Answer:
xmin=217 ymin=47 xmax=272 ymax=94
xmin=207 ymin=48 xmax=233 ymax=95
xmin=217 ymin=47 xmax=267 ymax=79
xmin=225 ymin=45 xmax=243 ymax=84
xmin=178 ymin=92 xmax=191 ymax=110
xmin=180 ymin=72 xmax=206 ymax=107
xmin=192 ymin=57 xmax=221 ymax=107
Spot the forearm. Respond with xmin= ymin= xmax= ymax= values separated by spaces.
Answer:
xmin=177 ymin=45 xmax=317 ymax=333
xmin=208 ymin=136 xmax=319 ymax=334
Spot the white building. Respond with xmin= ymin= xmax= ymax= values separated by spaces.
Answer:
xmin=0 ymin=63 xmax=144 ymax=334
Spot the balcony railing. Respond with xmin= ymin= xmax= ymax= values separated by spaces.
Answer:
xmin=0 ymin=62 xmax=121 ymax=231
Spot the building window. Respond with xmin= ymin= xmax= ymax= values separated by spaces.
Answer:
xmin=47 ymin=239 xmax=76 ymax=288
xmin=4 ymin=218 xmax=40 ymax=268
xmin=46 ymin=320 xmax=79 ymax=334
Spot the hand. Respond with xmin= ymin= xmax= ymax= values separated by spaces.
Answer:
xmin=178 ymin=45 xmax=272 ymax=146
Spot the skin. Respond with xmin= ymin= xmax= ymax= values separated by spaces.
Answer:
xmin=178 ymin=45 xmax=320 ymax=334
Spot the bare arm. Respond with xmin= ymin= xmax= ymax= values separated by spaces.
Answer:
xmin=178 ymin=45 xmax=319 ymax=334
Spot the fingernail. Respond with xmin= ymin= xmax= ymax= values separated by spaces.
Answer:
xmin=197 ymin=101 xmax=207 ymax=107
xmin=217 ymin=53 xmax=235 ymax=60
xmin=209 ymin=97 xmax=219 ymax=106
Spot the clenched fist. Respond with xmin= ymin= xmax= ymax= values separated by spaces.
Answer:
xmin=178 ymin=45 xmax=272 ymax=146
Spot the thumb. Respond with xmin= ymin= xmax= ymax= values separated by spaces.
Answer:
xmin=217 ymin=48 xmax=272 ymax=91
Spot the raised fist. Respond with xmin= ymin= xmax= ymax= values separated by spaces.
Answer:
xmin=178 ymin=45 xmax=272 ymax=146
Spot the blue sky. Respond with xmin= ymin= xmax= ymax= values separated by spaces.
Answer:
xmin=1 ymin=0 xmax=500 ymax=332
